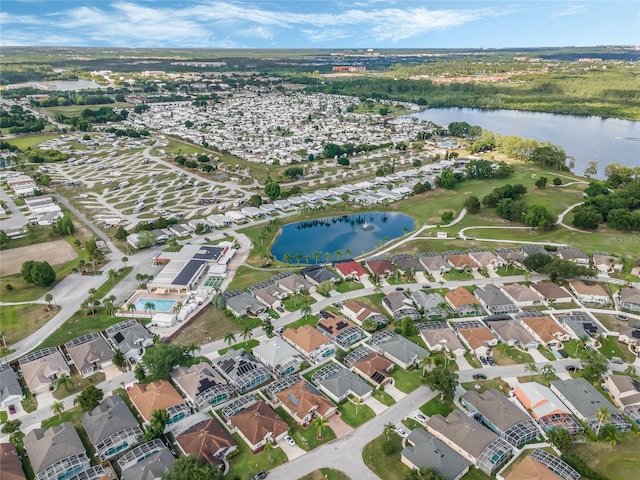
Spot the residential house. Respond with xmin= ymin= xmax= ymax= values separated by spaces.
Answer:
xmin=382 ymin=291 xmax=421 ymax=321
xmin=105 ymin=320 xmax=154 ymax=363
xmin=520 ymin=315 xmax=570 ymax=348
xmin=228 ymin=401 xmax=289 ymax=452
xmin=620 ymin=287 xmax=640 ymax=312
xmin=605 ymin=374 xmax=640 ymax=424
xmin=300 ymin=265 xmax=339 ymax=285
xmin=505 ymin=450 xmax=580 ymax=480
xmin=171 ymin=362 xmax=235 ymax=409
xmin=213 ymin=350 xmax=271 ymax=393
xmin=444 ymin=252 xmax=479 ymax=271
xmin=530 ymin=282 xmax=573 ymax=304
xmin=0 ymin=443 xmax=26 ymax=480
xmin=365 ymin=258 xmax=394 ymax=278
xmin=411 ymin=291 xmax=447 ymax=319
xmin=445 ymin=287 xmax=485 ymax=316
xmin=426 ymin=410 xmax=513 ymax=475
xmin=18 ymin=347 xmax=71 ymax=395
xmin=500 ymin=284 xmax=544 ymax=307
xmin=334 ymin=260 xmax=368 ymax=282
xmin=557 ymin=246 xmax=590 ymax=266
xmin=282 ymin=325 xmax=336 ymax=363
xmin=311 ymin=362 xmax=373 ymax=403
xmin=253 ymin=337 xmax=306 ymax=377
xmin=272 ymin=377 xmax=336 ymax=425
xmin=341 ymin=300 xmax=388 ymax=328
xmin=168 ymin=223 xmax=194 ymax=238
xmin=418 ymin=322 xmax=465 ymax=356
xmin=250 ymin=282 xmax=288 ymax=310
xmin=557 ymin=311 xmax=604 ymax=341
xmin=173 ymin=414 xmax=237 ymax=468
xmin=474 ymin=284 xmax=519 ymax=315
xmin=487 ymin=319 xmax=538 ymax=349
xmin=551 ymin=378 xmax=631 ymax=433
xmin=0 ymin=364 xmax=24 ymax=409
xmin=568 ymin=280 xmax=611 ymax=306
xmin=117 ymin=439 xmax=175 ymax=480
xmin=391 ymin=254 xmax=425 ymax=275
xmin=127 ymin=380 xmax=190 ymax=425
xmin=223 ymin=289 xmax=266 ymax=317
xmin=344 ymin=347 xmax=394 ymax=387
xmin=273 ymin=272 xmax=313 ymax=294
xmin=24 ymin=422 xmax=91 ymax=480
xmin=401 ymin=428 xmax=471 ymax=480
xmin=418 ymin=252 xmax=451 ymax=274
xmin=514 ymin=382 xmax=584 ymax=434
xmin=592 ymin=252 xmax=623 ymax=275
xmin=520 ymin=245 xmax=553 ymax=259
xmin=81 ymin=395 xmax=143 ymax=461
xmin=494 ymin=248 xmax=526 ymax=269
xmin=467 ymin=249 xmax=503 ymax=270
xmin=316 ymin=311 xmax=365 ymax=348
xmin=64 ymin=333 xmax=114 ymax=378
xmin=453 ymin=321 xmax=498 ymax=356
xmin=461 ymin=390 xmax=538 ymax=447
xmin=370 ymin=331 xmax=430 ymax=369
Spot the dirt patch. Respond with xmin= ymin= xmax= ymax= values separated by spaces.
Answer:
xmin=0 ymin=239 xmax=77 ymax=276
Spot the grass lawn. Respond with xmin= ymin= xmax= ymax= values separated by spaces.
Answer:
xmin=517 ymin=373 xmax=558 ymax=386
xmin=275 ymin=407 xmax=336 ymax=451
xmin=568 ymin=433 xmax=640 ymax=480
xmin=563 ymin=339 xmax=580 ymax=358
xmin=226 ymin=265 xmax=278 ymax=291
xmin=299 ymin=469 xmax=350 ymax=480
xmin=496 ymin=265 xmax=529 ymax=277
xmin=172 ymin=306 xmax=261 ymax=347
xmin=464 ymin=353 xmax=482 ymax=369
xmin=41 ymin=406 xmax=84 ymax=429
xmin=282 ymin=294 xmax=316 ymax=312
xmin=226 ymin=433 xmax=287 ymax=480
xmin=285 ymin=315 xmax=318 ymax=330
xmin=461 ymin=378 xmax=512 ymax=395
xmin=593 ymin=313 xmax=629 ymax=332
xmin=492 ymin=346 xmax=535 ymax=365
xmin=420 ymin=397 xmax=454 ymax=417
xmin=5 ymin=133 xmax=60 ymax=150
xmin=442 ymin=270 xmax=475 ymax=281
xmin=337 ymin=399 xmax=375 ymax=427
xmin=0 ymin=411 xmax=7 ymax=424
xmin=461 ymin=467 xmax=493 ymax=480
xmin=390 ymin=367 xmax=423 ymax=393
xmin=335 ymin=281 xmax=365 ymax=293
xmin=217 ymin=339 xmax=260 ymax=355
xmin=362 ymin=433 xmax=412 ymax=480
xmin=93 ymin=267 xmax=132 ymax=299
xmin=21 ymin=386 xmax=38 ymax=413
xmin=372 ymin=388 xmax=396 ymax=406
xmin=598 ymin=335 xmax=636 ymax=364
xmin=1 ymin=304 xmax=60 ymax=345
xmin=52 ymin=372 xmax=105 ymax=400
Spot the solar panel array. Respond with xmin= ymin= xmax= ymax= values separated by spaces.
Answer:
xmin=106 ymin=320 xmax=138 ymax=335
xmin=64 ymin=332 xmax=101 ymax=349
xmin=18 ymin=347 xmax=59 ymax=365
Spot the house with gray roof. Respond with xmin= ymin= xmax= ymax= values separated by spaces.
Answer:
xmin=494 ymin=248 xmax=526 ymax=269
xmin=391 ymin=254 xmax=425 ymax=274
xmin=213 ymin=349 xmax=271 ymax=393
xmin=311 ymin=362 xmax=373 ymax=402
xmin=557 ymin=246 xmax=590 ymax=266
xmin=411 ymin=291 xmax=447 ymax=319
xmin=486 ymin=319 xmax=538 ymax=349
xmin=222 ymin=289 xmax=266 ymax=317
xmin=105 ymin=321 xmax=153 ymax=363
xmin=605 ymin=374 xmax=640 ymax=425
xmin=620 ymin=286 xmax=640 ymax=312
xmin=64 ymin=333 xmax=114 ymax=378
xmin=418 ymin=252 xmax=451 ymax=274
xmin=24 ymin=422 xmax=90 ymax=480
xmin=382 ymin=291 xmax=421 ymax=321
xmin=551 ymin=378 xmax=631 ymax=434
xmin=370 ymin=331 xmax=429 ymax=369
xmin=520 ymin=245 xmax=553 ymax=258
xmin=301 ymin=265 xmax=339 ymax=285
xmin=253 ymin=337 xmax=306 ymax=377
xmin=426 ymin=410 xmax=512 ymax=475
xmin=474 ymin=284 xmax=519 ymax=315
xmin=401 ymin=428 xmax=471 ymax=480
xmin=274 ymin=272 xmax=313 ymax=294
xmin=118 ymin=439 xmax=175 ymax=480
xmin=500 ymin=284 xmax=544 ymax=307
xmin=81 ymin=395 xmax=143 ymax=461
xmin=171 ymin=362 xmax=235 ymax=409
xmin=250 ymin=282 xmax=288 ymax=309
xmin=0 ymin=364 xmax=24 ymax=409
xmin=461 ymin=390 xmax=538 ymax=447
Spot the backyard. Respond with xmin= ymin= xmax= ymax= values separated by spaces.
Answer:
xmin=2 ymin=304 xmax=59 ymax=345
xmin=569 ymin=434 xmax=640 ymax=480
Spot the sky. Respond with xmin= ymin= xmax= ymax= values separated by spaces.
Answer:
xmin=1 ymin=1 xmax=639 ymax=49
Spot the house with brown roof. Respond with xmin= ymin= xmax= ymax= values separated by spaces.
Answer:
xmin=500 ymin=284 xmax=544 ymax=307
xmin=569 ymin=280 xmax=611 ymax=306
xmin=530 ymin=282 xmax=573 ymax=304
xmin=365 ymin=258 xmax=394 ymax=278
xmin=620 ymin=286 xmax=640 ymax=312
xmin=0 ymin=443 xmax=26 ymax=480
xmin=445 ymin=253 xmax=479 ymax=271
xmin=127 ymin=380 xmax=189 ymax=424
xmin=316 ymin=311 xmax=365 ymax=348
xmin=64 ymin=333 xmax=114 ymax=378
xmin=282 ymin=325 xmax=336 ymax=363
xmin=488 ymin=320 xmax=538 ymax=349
xmin=275 ymin=378 xmax=336 ymax=425
xmin=351 ymin=351 xmax=394 ymax=387
xmin=341 ymin=300 xmax=388 ymax=328
xmin=520 ymin=316 xmax=570 ymax=348
xmin=274 ymin=272 xmax=313 ymax=294
xmin=467 ymin=249 xmax=503 ymax=269
xmin=418 ymin=253 xmax=451 ymax=274
xmin=456 ymin=326 xmax=498 ymax=356
xmin=228 ymin=401 xmax=289 ymax=452
xmin=334 ymin=260 xmax=368 ymax=281
xmin=557 ymin=246 xmax=590 ymax=266
xmin=445 ymin=287 xmax=484 ymax=316
xmin=251 ymin=283 xmax=288 ymax=309
xmin=19 ymin=347 xmax=71 ymax=395
xmin=419 ymin=322 xmax=465 ymax=356
xmin=173 ymin=414 xmax=237 ymax=468
xmin=605 ymin=374 xmax=640 ymax=417
xmin=592 ymin=252 xmax=623 ymax=274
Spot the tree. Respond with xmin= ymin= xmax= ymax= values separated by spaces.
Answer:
xmin=74 ymin=385 xmax=104 ymax=411
xmin=405 ymin=467 xmax=447 ymax=480
xmin=401 ymin=317 xmax=417 ymax=336
xmin=578 ymin=348 xmax=609 ymax=380
xmin=525 ymin=362 xmax=539 ymax=381
xmin=548 ymin=427 xmax=573 ymax=452
xmin=55 ymin=373 xmax=73 ymax=392
xmin=115 ymin=226 xmax=128 ymax=240
xmin=0 ymin=230 xmax=9 ymax=247
xmin=143 ymin=301 xmax=156 ymax=316
xmin=223 ymin=331 xmax=236 ymax=346
xmin=143 ymin=408 xmax=169 ymax=441
xmin=282 ymin=252 xmax=292 ymax=264
xmin=44 ymin=293 xmax=54 ymax=310
xmin=51 ymin=401 xmax=65 ymax=419
xmin=438 ymin=169 xmax=457 ymax=189
xmin=524 ymin=205 xmax=555 ymax=230
xmin=553 ymin=177 xmax=563 ymax=186
xmin=541 ymin=364 xmax=556 ymax=380
xmin=313 ymin=415 xmax=328 ymax=439
xmin=1 ymin=420 xmax=21 ymax=435
xmin=134 ymin=363 xmax=147 ymax=383
xmin=572 ymin=205 xmax=603 ymax=230
xmin=595 ymin=406 xmax=611 ymax=435
xmin=263 ymin=440 xmax=275 ymax=463
xmin=599 ymin=424 xmax=621 ymax=446
xmin=262 ymin=319 xmax=274 ymax=337
xmin=108 ymin=268 xmax=118 ymax=286
xmin=535 ymin=176 xmax=548 ymax=189
xmin=264 ymin=182 xmax=281 ymax=200
xmin=423 ymin=365 xmax=458 ymax=401
xmin=463 ymin=195 xmax=481 ymax=214
xmin=441 ymin=211 xmax=454 ymax=224
xmin=316 ymin=280 xmax=334 ymax=296
xmin=544 ymin=259 xmax=595 ymax=283
xmin=248 ymin=194 xmax=263 ymax=207
xmin=21 ymin=260 xmax=56 ymax=287
xmin=241 ymin=325 xmax=253 ymax=342
xmin=624 ymin=365 xmax=637 ymax=377
xmin=584 ymin=160 xmax=598 ymax=178
xmin=523 ymin=252 xmax=553 ymax=272
xmin=163 ymin=454 xmax=224 ymax=480
xmin=113 ymin=349 xmax=127 ymax=371
xmin=121 ymin=256 xmax=129 ymax=268
xmin=301 ymin=303 xmax=313 ymax=320
xmin=362 ymin=318 xmax=378 ymax=332
xmin=142 ymin=343 xmax=192 ymax=380
xmin=418 ymin=356 xmax=431 ymax=377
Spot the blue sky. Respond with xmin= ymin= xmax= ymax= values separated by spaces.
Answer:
xmin=1 ymin=1 xmax=638 ymax=48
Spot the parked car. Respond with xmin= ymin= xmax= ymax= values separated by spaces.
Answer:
xmin=421 ymin=285 xmax=432 ymax=289
xmin=395 ymin=287 xmax=405 ymax=291
xmin=8 ymin=404 xmax=16 ymax=415
xmin=565 ymin=365 xmax=583 ymax=372
xmin=473 ymin=373 xmax=487 ymax=380
xmin=616 ymin=313 xmax=629 ymax=321
xmin=611 ymin=357 xmax=624 ymax=364
xmin=395 ymin=427 xmax=409 ymax=438
xmin=284 ymin=434 xmax=296 ymax=446
xmin=479 ymin=356 xmax=488 ymax=365
xmin=252 ymin=472 xmax=267 ymax=480
xmin=487 ymin=357 xmax=496 ymax=366
xmin=415 ymin=413 xmax=428 ymax=424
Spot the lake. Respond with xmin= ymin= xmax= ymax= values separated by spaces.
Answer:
xmin=411 ymin=107 xmax=640 ymax=177
xmin=8 ymin=79 xmax=105 ymax=91
xmin=271 ymin=212 xmax=415 ymax=263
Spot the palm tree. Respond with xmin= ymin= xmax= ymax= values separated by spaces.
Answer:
xmin=121 ymin=256 xmax=128 ymax=269
xmin=313 ymin=416 xmax=328 ymax=440
xmin=127 ymin=302 xmax=136 ymax=319
xmin=600 ymin=424 xmax=621 ymax=446
xmin=595 ymin=406 xmax=611 ymax=435
xmin=108 ymin=268 xmax=118 ymax=286
xmin=263 ymin=440 xmax=275 ymax=463
xmin=324 ymin=252 xmax=331 ymax=263
xmin=496 ymin=342 xmax=510 ymax=358
xmin=51 ymin=401 xmax=65 ymax=420
xmin=406 ymin=267 xmax=416 ymax=282
xmin=384 ymin=422 xmax=395 ymax=443
xmin=223 ymin=331 xmax=236 ymax=346
xmin=335 ymin=250 xmax=342 ymax=261
xmin=241 ymin=325 xmax=253 ymax=342
xmin=44 ymin=293 xmax=53 ymax=310
xmin=304 ymin=254 xmax=311 ymax=264
xmin=314 ymin=251 xmax=320 ymax=264
xmin=624 ymin=365 xmax=637 ymax=377
xmin=294 ymin=253 xmax=302 ymax=264
xmin=525 ymin=362 xmax=539 ymax=381
xmin=55 ymin=373 xmax=72 ymax=392
xmin=374 ymin=279 xmax=383 ymax=295
xmin=187 ymin=343 xmax=200 ymax=357
xmin=283 ymin=252 xmax=292 ymax=264
xmin=301 ymin=304 xmax=312 ymax=320
xmin=418 ymin=356 xmax=431 ymax=377
xmin=345 ymin=248 xmax=352 ymax=259
xmin=143 ymin=301 xmax=156 ymax=316
xmin=262 ymin=319 xmax=274 ymax=337
xmin=172 ymin=301 xmax=183 ymax=316
xmin=541 ymin=364 xmax=556 ymax=380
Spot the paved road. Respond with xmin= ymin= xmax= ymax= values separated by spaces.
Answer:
xmin=0 ymin=185 xmax=29 ymax=230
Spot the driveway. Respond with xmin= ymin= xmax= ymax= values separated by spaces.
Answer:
xmin=279 ymin=440 xmax=306 ymax=460
xmin=454 ymin=354 xmax=474 ymax=370
xmin=327 ymin=412 xmax=353 ymax=438
xmin=363 ymin=396 xmax=387 ymax=415
xmin=383 ymin=383 xmax=406 ymax=402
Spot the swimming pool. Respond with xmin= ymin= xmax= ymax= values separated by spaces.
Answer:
xmin=134 ymin=298 xmax=177 ymax=313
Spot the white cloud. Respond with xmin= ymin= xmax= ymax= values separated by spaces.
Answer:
xmin=551 ymin=4 xmax=588 ymax=18
xmin=301 ymin=28 xmax=351 ymax=43
xmin=238 ymin=26 xmax=274 ymax=40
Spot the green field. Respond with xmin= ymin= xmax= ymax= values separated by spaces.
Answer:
xmin=569 ymin=434 xmax=640 ymax=480
xmin=2 ymin=304 xmax=59 ymax=345
xmin=5 ymin=133 xmax=60 ymax=150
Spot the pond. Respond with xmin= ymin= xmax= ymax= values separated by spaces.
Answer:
xmin=271 ymin=212 xmax=414 ymax=263
xmin=8 ymin=79 xmax=105 ymax=91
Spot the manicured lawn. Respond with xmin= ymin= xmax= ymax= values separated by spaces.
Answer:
xmin=41 ymin=406 xmax=83 ymax=429
xmin=93 ymin=267 xmax=132 ymax=299
xmin=1 ymin=304 xmax=59 ymax=346
xmin=226 ymin=265 xmax=279 ymax=290
xmin=372 ymin=388 xmax=396 ymax=406
xmin=52 ymin=372 xmax=105 ymax=400
xmin=517 ymin=373 xmax=558 ymax=386
xmin=598 ymin=335 xmax=636 ymax=364
xmin=442 ymin=270 xmax=475 ymax=281
xmin=226 ymin=434 xmax=287 ymax=480
xmin=275 ymin=407 xmax=336 ymax=451
xmin=496 ymin=265 xmax=529 ymax=277
xmin=286 ymin=315 xmax=318 ymax=329
xmin=21 ymin=387 xmax=37 ymax=413
xmin=5 ymin=133 xmax=60 ymax=150
xmin=217 ymin=339 xmax=260 ymax=355
xmin=461 ymin=378 xmax=512 ymax=395
xmin=420 ymin=397 xmax=454 ymax=417
xmin=299 ymin=469 xmax=350 ymax=480
xmin=563 ymin=339 xmax=580 ymax=358
xmin=335 ymin=281 xmax=365 ymax=293
xmin=0 ymin=411 xmax=7 ymax=424
xmin=362 ymin=433 xmax=411 ymax=480
xmin=337 ymin=399 xmax=375 ymax=427
xmin=283 ymin=294 xmax=316 ymax=312
xmin=461 ymin=467 xmax=493 ymax=480
xmin=492 ymin=346 xmax=534 ymax=365
xmin=172 ymin=306 xmax=246 ymax=346
xmin=390 ymin=367 xmax=423 ymax=393
xmin=569 ymin=433 xmax=640 ymax=480
xmin=464 ymin=353 xmax=482 ymax=369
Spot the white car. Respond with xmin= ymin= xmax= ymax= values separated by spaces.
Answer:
xmin=395 ymin=427 xmax=409 ymax=438
xmin=414 ymin=413 xmax=428 ymax=424
xmin=341 ymin=296 xmax=349 ymax=302
xmin=284 ymin=434 xmax=296 ymax=447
